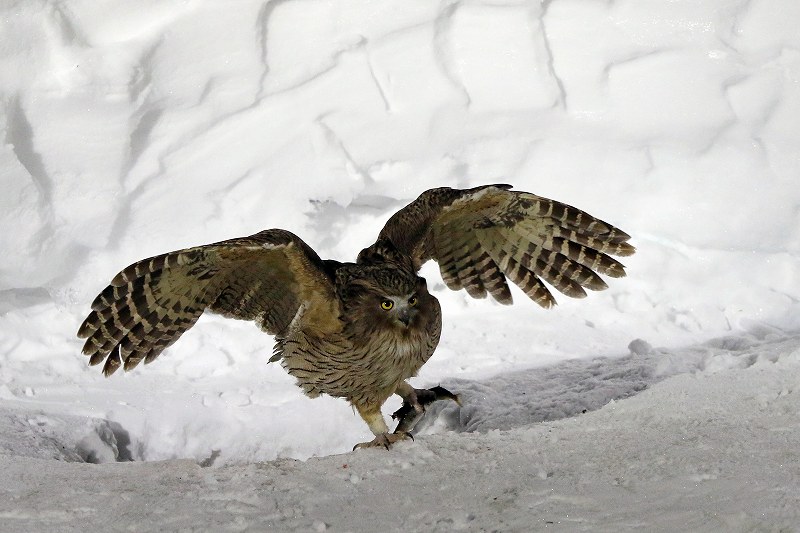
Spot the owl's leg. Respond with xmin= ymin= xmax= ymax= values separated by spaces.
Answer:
xmin=352 ymin=403 xmax=411 ymax=450
xmin=394 ymin=382 xmax=425 ymax=416
xmin=392 ymin=383 xmax=461 ymax=434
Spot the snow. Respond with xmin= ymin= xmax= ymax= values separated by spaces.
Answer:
xmin=3 ymin=333 xmax=799 ymax=531
xmin=1 ymin=0 xmax=799 ymax=530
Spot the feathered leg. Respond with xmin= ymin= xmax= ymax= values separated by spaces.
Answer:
xmin=352 ymin=402 xmax=411 ymax=450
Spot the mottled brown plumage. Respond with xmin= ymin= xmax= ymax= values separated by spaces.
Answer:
xmin=77 ymin=185 xmax=635 ymax=448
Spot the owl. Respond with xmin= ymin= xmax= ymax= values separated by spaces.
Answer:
xmin=77 ymin=185 xmax=634 ymax=449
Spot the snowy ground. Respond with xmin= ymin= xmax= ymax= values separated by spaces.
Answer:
xmin=3 ymin=332 xmax=799 ymax=531
xmin=1 ymin=0 xmax=799 ymax=530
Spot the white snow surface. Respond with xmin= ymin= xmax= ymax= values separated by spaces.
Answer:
xmin=1 ymin=0 xmax=799 ymax=530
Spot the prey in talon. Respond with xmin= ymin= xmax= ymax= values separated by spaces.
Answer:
xmin=391 ymin=385 xmax=462 ymax=436
xmin=77 ymin=185 xmax=634 ymax=451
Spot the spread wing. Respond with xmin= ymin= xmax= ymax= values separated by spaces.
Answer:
xmin=77 ymin=229 xmax=337 ymax=376
xmin=377 ymin=184 xmax=635 ymax=308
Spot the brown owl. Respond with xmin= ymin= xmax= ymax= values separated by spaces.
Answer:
xmin=77 ymin=185 xmax=635 ymax=449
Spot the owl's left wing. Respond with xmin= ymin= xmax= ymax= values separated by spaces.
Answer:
xmin=77 ymin=229 xmax=338 ymax=376
xmin=376 ymin=185 xmax=635 ymax=308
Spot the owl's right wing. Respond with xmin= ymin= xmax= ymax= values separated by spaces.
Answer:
xmin=376 ymin=185 xmax=635 ymax=308
xmin=77 ymin=229 xmax=338 ymax=377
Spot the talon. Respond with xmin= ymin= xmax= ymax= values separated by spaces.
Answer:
xmin=353 ymin=431 xmax=411 ymax=451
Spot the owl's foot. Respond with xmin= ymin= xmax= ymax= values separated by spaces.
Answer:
xmin=353 ymin=431 xmax=413 ymax=451
xmin=392 ymin=385 xmax=461 ymax=434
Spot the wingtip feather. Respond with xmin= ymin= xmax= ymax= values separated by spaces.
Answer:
xmin=102 ymin=351 xmax=122 ymax=377
xmin=76 ymin=316 xmax=94 ymax=338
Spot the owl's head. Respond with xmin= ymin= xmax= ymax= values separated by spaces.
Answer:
xmin=339 ymin=265 xmax=432 ymax=332
xmin=374 ymin=289 xmax=423 ymax=329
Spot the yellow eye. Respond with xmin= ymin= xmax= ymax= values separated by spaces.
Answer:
xmin=380 ymin=299 xmax=394 ymax=310
xmin=408 ymin=296 xmax=418 ymax=307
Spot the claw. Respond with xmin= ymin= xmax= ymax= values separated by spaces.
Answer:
xmin=353 ymin=431 xmax=412 ymax=451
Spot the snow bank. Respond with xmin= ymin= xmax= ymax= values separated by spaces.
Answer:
xmin=2 ymin=332 xmax=799 ymax=531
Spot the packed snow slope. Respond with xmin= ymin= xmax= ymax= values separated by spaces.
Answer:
xmin=0 ymin=0 xmax=799 ymax=530
xmin=2 ymin=332 xmax=799 ymax=531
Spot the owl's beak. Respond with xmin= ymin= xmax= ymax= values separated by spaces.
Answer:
xmin=397 ymin=308 xmax=411 ymax=327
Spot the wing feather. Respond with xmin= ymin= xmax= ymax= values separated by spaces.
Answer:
xmin=378 ymin=185 xmax=635 ymax=308
xmin=77 ymin=229 xmax=336 ymax=376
